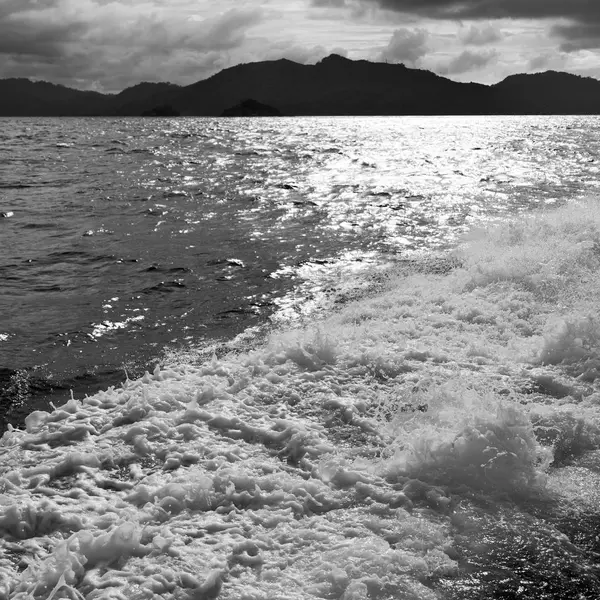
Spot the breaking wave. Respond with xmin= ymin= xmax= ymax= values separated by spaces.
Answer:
xmin=3 ymin=200 xmax=600 ymax=598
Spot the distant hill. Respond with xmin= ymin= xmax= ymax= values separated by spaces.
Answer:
xmin=106 ymin=82 xmax=182 ymax=116
xmin=491 ymin=71 xmax=600 ymax=114
xmin=3 ymin=56 xmax=600 ymax=116
xmin=168 ymin=55 xmax=492 ymax=116
xmin=221 ymin=98 xmax=282 ymax=117
xmin=0 ymin=78 xmax=108 ymax=116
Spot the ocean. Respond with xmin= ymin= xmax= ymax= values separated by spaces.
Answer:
xmin=2 ymin=116 xmax=600 ymax=598
xmin=2 ymin=115 xmax=599 ymax=423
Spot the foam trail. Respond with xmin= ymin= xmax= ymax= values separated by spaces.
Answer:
xmin=3 ymin=200 xmax=600 ymax=598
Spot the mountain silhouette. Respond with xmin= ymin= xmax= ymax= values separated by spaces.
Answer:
xmin=167 ymin=55 xmax=492 ymax=116
xmin=0 ymin=78 xmax=107 ymax=116
xmin=109 ymin=82 xmax=181 ymax=115
xmin=2 ymin=56 xmax=600 ymax=116
xmin=221 ymin=98 xmax=282 ymax=116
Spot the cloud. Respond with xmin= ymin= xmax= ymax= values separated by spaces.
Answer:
xmin=312 ymin=0 xmax=348 ymax=6
xmin=0 ymin=1 xmax=266 ymax=91
xmin=0 ymin=1 xmax=88 ymax=58
xmin=3 ymin=0 xmax=599 ymax=91
xmin=553 ymin=23 xmax=600 ymax=52
xmin=459 ymin=24 xmax=503 ymax=46
xmin=83 ymin=6 xmax=265 ymax=53
xmin=353 ymin=0 xmax=600 ymax=22
xmin=192 ymin=8 xmax=265 ymax=50
xmin=262 ymin=43 xmax=348 ymax=64
xmin=311 ymin=0 xmax=600 ymax=49
xmin=308 ymin=0 xmax=389 ymax=24
xmin=437 ymin=48 xmax=498 ymax=75
xmin=379 ymin=28 xmax=429 ymax=65
xmin=528 ymin=52 xmax=568 ymax=72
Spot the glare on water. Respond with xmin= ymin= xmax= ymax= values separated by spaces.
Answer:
xmin=2 ymin=115 xmax=599 ymax=395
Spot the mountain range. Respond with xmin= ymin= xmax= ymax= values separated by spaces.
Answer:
xmin=2 ymin=54 xmax=600 ymax=116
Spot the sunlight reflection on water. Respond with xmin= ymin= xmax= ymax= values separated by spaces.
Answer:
xmin=2 ymin=115 xmax=600 ymax=396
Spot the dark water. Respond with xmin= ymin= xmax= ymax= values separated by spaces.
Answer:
xmin=2 ymin=115 xmax=600 ymax=425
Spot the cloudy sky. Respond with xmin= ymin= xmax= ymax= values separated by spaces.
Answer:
xmin=2 ymin=0 xmax=600 ymax=92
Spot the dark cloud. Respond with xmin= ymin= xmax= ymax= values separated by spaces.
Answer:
xmin=0 ymin=1 xmax=88 ymax=58
xmin=0 ymin=22 xmax=86 ymax=58
xmin=553 ymin=23 xmax=600 ymax=51
xmin=312 ymin=0 xmax=600 ymax=48
xmin=334 ymin=0 xmax=600 ymax=22
xmin=380 ymin=28 xmax=429 ymax=65
xmin=0 ymin=2 xmax=265 ymax=90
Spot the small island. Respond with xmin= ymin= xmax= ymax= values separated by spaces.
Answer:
xmin=221 ymin=98 xmax=282 ymax=117
xmin=141 ymin=104 xmax=180 ymax=117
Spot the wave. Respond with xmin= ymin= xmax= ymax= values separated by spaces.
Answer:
xmin=2 ymin=200 xmax=600 ymax=598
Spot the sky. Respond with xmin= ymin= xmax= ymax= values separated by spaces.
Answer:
xmin=2 ymin=0 xmax=600 ymax=93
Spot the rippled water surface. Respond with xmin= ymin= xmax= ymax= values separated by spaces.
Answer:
xmin=2 ymin=116 xmax=600 ymax=404
xmin=3 ymin=117 xmax=600 ymax=599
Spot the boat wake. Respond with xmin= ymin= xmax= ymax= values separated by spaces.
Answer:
xmin=2 ymin=200 xmax=600 ymax=599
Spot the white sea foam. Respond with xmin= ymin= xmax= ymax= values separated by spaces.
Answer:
xmin=3 ymin=200 xmax=600 ymax=598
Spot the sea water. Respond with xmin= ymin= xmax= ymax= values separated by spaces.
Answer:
xmin=2 ymin=116 xmax=600 ymax=598
xmin=2 ymin=115 xmax=600 ymax=422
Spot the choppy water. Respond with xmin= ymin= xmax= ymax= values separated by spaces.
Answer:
xmin=3 ymin=200 xmax=600 ymax=599
xmin=2 ymin=116 xmax=600 ymax=417
xmin=3 ymin=117 xmax=600 ymax=599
